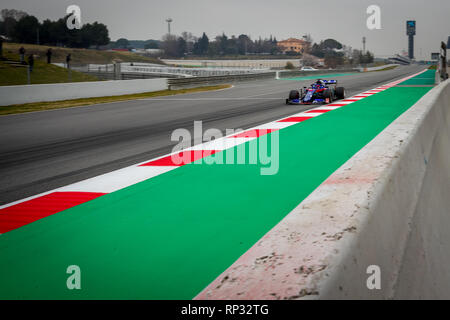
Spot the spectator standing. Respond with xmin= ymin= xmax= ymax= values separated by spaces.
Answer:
xmin=28 ymin=54 xmax=34 ymax=72
xmin=46 ymin=48 xmax=53 ymax=64
xmin=19 ymin=46 xmax=25 ymax=64
xmin=66 ymin=53 xmax=72 ymax=82
xmin=66 ymin=53 xmax=71 ymax=69
xmin=0 ymin=36 xmax=3 ymax=59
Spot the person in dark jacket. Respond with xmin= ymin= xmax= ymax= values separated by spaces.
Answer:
xmin=28 ymin=54 xmax=34 ymax=72
xmin=19 ymin=46 xmax=25 ymax=64
xmin=0 ymin=36 xmax=4 ymax=59
xmin=46 ymin=48 xmax=52 ymax=64
xmin=66 ymin=53 xmax=71 ymax=68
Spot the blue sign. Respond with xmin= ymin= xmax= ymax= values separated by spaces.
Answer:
xmin=406 ymin=20 xmax=416 ymax=35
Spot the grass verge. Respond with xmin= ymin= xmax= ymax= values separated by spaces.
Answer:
xmin=0 ymin=84 xmax=232 ymax=116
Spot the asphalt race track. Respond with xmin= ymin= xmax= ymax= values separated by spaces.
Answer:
xmin=0 ymin=65 xmax=424 ymax=204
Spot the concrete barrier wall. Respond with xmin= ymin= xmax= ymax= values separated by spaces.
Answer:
xmin=196 ymin=80 xmax=450 ymax=300
xmin=391 ymin=80 xmax=450 ymax=298
xmin=0 ymin=78 xmax=168 ymax=106
xmin=316 ymin=79 xmax=450 ymax=299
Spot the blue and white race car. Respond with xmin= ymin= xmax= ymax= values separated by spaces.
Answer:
xmin=286 ymin=79 xmax=345 ymax=105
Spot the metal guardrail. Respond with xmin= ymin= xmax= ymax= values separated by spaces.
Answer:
xmin=122 ymin=64 xmax=269 ymax=77
xmin=64 ymin=59 xmax=360 ymax=85
xmin=277 ymin=68 xmax=359 ymax=78
xmin=167 ymin=72 xmax=277 ymax=89
xmin=86 ymin=71 xmax=174 ymax=81
xmin=167 ymin=68 xmax=361 ymax=89
xmin=75 ymin=62 xmax=269 ymax=77
xmin=79 ymin=62 xmax=272 ymax=82
xmin=82 ymin=65 xmax=360 ymax=87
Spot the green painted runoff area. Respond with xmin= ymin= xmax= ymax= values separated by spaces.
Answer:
xmin=0 ymin=72 xmax=433 ymax=299
xmin=399 ymin=69 xmax=436 ymax=85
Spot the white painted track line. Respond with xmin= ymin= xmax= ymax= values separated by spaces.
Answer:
xmin=58 ymin=166 xmax=177 ymax=193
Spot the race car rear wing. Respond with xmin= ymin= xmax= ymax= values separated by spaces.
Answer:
xmin=322 ymin=80 xmax=337 ymax=84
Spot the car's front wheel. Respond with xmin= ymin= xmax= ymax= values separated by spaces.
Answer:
xmin=289 ymin=90 xmax=300 ymax=100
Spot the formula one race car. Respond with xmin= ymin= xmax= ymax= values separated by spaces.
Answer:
xmin=286 ymin=79 xmax=345 ymax=105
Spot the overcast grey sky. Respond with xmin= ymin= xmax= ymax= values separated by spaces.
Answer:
xmin=1 ymin=0 xmax=449 ymax=59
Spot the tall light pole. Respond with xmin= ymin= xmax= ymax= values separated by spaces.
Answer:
xmin=166 ymin=18 xmax=173 ymax=35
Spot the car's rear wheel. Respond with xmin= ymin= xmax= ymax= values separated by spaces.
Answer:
xmin=289 ymin=90 xmax=300 ymax=100
xmin=335 ymin=87 xmax=345 ymax=99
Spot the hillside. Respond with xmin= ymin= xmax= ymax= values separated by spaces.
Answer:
xmin=0 ymin=50 xmax=98 ymax=86
xmin=0 ymin=43 xmax=166 ymax=86
xmin=2 ymin=43 xmax=164 ymax=65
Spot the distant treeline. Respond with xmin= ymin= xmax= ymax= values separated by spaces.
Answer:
xmin=113 ymin=32 xmax=282 ymax=57
xmin=113 ymin=32 xmax=374 ymax=66
xmin=109 ymin=39 xmax=161 ymax=50
xmin=0 ymin=8 xmax=110 ymax=48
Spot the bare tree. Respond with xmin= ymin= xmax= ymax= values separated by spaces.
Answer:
xmin=1 ymin=9 xmax=28 ymax=21
xmin=302 ymin=53 xmax=318 ymax=66
xmin=181 ymin=31 xmax=196 ymax=54
xmin=181 ymin=31 xmax=195 ymax=42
